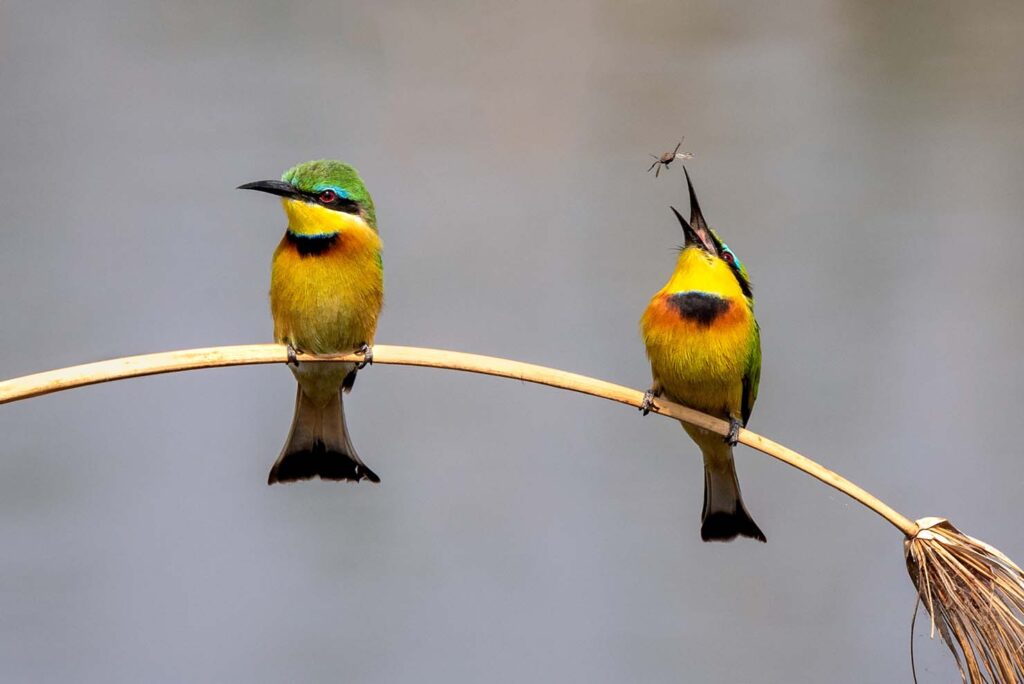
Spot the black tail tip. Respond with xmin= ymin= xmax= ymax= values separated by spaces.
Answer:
xmin=701 ymin=511 xmax=767 ymax=543
xmin=268 ymin=442 xmax=380 ymax=485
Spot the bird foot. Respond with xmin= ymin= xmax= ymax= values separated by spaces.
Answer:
xmin=356 ymin=343 xmax=373 ymax=369
xmin=286 ymin=344 xmax=301 ymax=368
xmin=640 ymin=389 xmax=657 ymax=416
xmin=725 ymin=418 xmax=742 ymax=446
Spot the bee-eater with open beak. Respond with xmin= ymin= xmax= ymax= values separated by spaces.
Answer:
xmin=640 ymin=168 xmax=765 ymax=542
xmin=240 ymin=160 xmax=383 ymax=485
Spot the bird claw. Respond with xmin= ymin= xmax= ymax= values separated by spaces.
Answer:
xmin=286 ymin=344 xmax=300 ymax=368
xmin=725 ymin=418 xmax=742 ymax=446
xmin=356 ymin=343 xmax=373 ymax=369
xmin=640 ymin=389 xmax=657 ymax=416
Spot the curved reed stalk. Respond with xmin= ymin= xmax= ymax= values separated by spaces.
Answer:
xmin=1 ymin=343 xmax=1021 ymax=681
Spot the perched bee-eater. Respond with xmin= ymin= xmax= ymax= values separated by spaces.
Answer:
xmin=640 ymin=169 xmax=765 ymax=542
xmin=240 ymin=160 xmax=383 ymax=485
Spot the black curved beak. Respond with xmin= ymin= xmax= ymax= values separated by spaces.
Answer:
xmin=671 ymin=205 xmax=706 ymax=251
xmin=237 ymin=180 xmax=299 ymax=199
xmin=670 ymin=167 xmax=719 ymax=255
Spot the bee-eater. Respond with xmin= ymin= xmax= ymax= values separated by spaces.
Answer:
xmin=240 ymin=160 xmax=383 ymax=485
xmin=640 ymin=169 xmax=765 ymax=542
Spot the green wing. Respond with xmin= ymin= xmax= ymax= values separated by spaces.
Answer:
xmin=740 ymin=321 xmax=762 ymax=427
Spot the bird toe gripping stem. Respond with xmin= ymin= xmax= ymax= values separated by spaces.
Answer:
xmin=640 ymin=389 xmax=657 ymax=416
xmin=725 ymin=418 xmax=742 ymax=446
xmin=356 ymin=343 xmax=373 ymax=369
xmin=286 ymin=344 xmax=300 ymax=368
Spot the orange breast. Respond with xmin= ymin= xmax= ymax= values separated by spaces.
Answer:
xmin=640 ymin=291 xmax=755 ymax=414
xmin=270 ymin=229 xmax=383 ymax=355
xmin=643 ymin=292 xmax=749 ymax=334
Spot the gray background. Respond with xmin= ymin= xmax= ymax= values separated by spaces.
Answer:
xmin=2 ymin=1 xmax=1023 ymax=682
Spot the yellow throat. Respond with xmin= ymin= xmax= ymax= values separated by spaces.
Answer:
xmin=661 ymin=247 xmax=745 ymax=299
xmin=281 ymin=197 xmax=378 ymax=240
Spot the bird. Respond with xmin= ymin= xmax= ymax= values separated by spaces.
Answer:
xmin=239 ymin=160 xmax=384 ymax=485
xmin=639 ymin=168 xmax=765 ymax=542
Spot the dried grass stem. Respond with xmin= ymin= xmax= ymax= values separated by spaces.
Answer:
xmin=0 ymin=343 xmax=917 ymax=535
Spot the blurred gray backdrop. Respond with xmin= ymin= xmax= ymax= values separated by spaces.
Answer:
xmin=2 ymin=1 xmax=1023 ymax=682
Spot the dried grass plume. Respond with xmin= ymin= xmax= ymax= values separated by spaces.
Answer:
xmin=906 ymin=517 xmax=1024 ymax=682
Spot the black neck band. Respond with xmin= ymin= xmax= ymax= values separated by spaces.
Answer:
xmin=286 ymin=231 xmax=339 ymax=256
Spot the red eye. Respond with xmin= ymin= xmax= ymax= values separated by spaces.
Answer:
xmin=722 ymin=251 xmax=734 ymax=264
xmin=319 ymin=189 xmax=338 ymax=203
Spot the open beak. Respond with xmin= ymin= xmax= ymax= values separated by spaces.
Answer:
xmin=237 ymin=180 xmax=299 ymax=199
xmin=670 ymin=167 xmax=719 ymax=255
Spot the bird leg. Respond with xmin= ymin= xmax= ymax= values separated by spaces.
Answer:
xmin=286 ymin=344 xmax=300 ymax=368
xmin=356 ymin=343 xmax=373 ymax=369
xmin=640 ymin=389 xmax=658 ymax=416
xmin=725 ymin=417 xmax=743 ymax=446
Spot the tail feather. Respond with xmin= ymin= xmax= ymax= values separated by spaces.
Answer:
xmin=700 ymin=444 xmax=766 ymax=543
xmin=268 ymin=386 xmax=379 ymax=485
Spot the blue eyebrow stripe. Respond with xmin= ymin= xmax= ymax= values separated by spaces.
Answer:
xmin=312 ymin=184 xmax=351 ymax=199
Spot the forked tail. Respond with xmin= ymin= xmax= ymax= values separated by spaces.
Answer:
xmin=268 ymin=386 xmax=380 ymax=485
